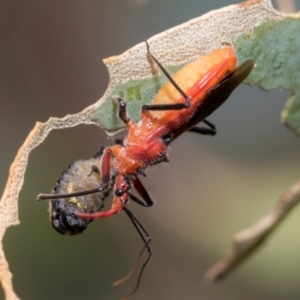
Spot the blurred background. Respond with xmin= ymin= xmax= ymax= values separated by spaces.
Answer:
xmin=1 ymin=0 xmax=300 ymax=299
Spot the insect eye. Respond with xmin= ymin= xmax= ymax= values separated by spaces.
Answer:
xmin=161 ymin=133 xmax=173 ymax=145
xmin=115 ymin=188 xmax=124 ymax=197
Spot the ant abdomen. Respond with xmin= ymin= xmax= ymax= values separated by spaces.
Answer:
xmin=49 ymin=154 xmax=109 ymax=235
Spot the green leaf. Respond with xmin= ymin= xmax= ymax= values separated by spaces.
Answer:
xmin=88 ymin=0 xmax=300 ymax=134
xmin=235 ymin=18 xmax=300 ymax=134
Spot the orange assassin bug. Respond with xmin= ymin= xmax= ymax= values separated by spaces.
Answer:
xmin=38 ymin=41 xmax=254 ymax=299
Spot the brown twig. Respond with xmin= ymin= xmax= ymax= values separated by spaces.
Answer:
xmin=205 ymin=178 xmax=300 ymax=282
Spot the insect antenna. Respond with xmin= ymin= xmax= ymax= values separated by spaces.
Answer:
xmin=144 ymin=40 xmax=215 ymax=130
xmin=145 ymin=40 xmax=189 ymax=102
xmin=113 ymin=245 xmax=147 ymax=287
xmin=116 ymin=207 xmax=152 ymax=300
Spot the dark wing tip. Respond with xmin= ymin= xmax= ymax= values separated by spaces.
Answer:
xmin=236 ymin=59 xmax=255 ymax=81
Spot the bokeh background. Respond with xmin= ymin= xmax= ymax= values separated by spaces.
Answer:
xmin=1 ymin=0 xmax=300 ymax=299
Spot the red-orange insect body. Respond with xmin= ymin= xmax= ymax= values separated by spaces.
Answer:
xmin=149 ymin=47 xmax=236 ymax=121
xmin=80 ymin=48 xmax=238 ymax=219
xmin=38 ymin=44 xmax=253 ymax=300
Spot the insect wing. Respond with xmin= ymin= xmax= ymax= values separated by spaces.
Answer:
xmin=173 ymin=60 xmax=254 ymax=138
xmin=200 ymin=60 xmax=254 ymax=118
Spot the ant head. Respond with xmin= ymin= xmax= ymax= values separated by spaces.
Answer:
xmin=50 ymin=199 xmax=92 ymax=235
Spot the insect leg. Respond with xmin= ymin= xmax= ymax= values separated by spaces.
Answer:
xmin=129 ymin=176 xmax=154 ymax=207
xmin=189 ymin=127 xmax=216 ymax=135
xmin=189 ymin=120 xmax=216 ymax=135
xmin=92 ymin=144 xmax=108 ymax=158
xmin=114 ymin=97 xmax=130 ymax=124
xmin=142 ymin=41 xmax=191 ymax=111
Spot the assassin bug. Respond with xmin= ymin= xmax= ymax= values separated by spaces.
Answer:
xmin=38 ymin=41 xmax=254 ymax=299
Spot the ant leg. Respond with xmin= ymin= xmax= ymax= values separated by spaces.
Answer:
xmin=142 ymin=41 xmax=191 ymax=111
xmin=117 ymin=207 xmax=152 ymax=300
xmin=92 ymin=144 xmax=107 ymax=158
xmin=129 ymin=176 xmax=154 ymax=207
xmin=88 ymin=164 xmax=101 ymax=176
xmin=113 ymin=97 xmax=130 ymax=124
xmin=189 ymin=119 xmax=216 ymax=136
